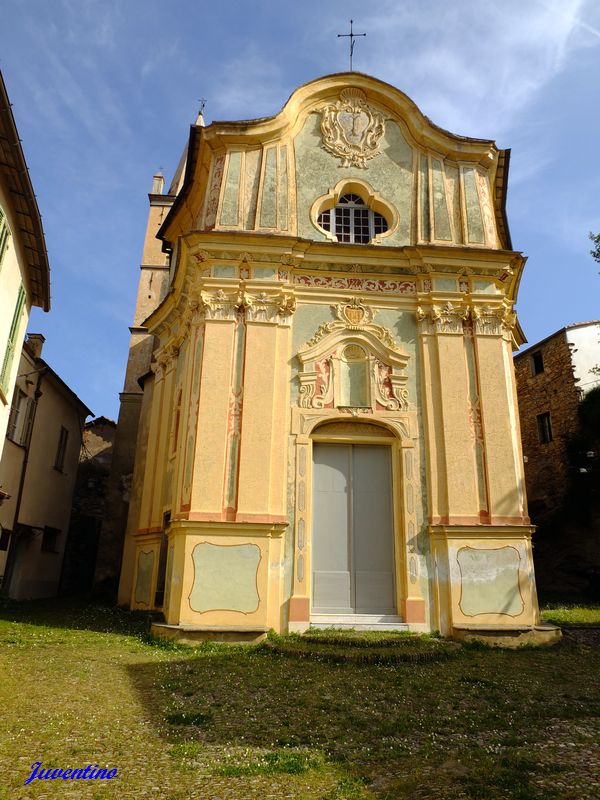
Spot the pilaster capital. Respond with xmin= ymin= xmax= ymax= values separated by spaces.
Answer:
xmin=416 ymin=301 xmax=469 ymax=335
xmin=471 ymin=304 xmax=516 ymax=340
xmin=242 ymin=290 xmax=296 ymax=325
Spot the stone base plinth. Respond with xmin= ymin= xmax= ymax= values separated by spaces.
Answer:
xmin=151 ymin=622 xmax=268 ymax=645
xmin=452 ymin=623 xmax=562 ymax=648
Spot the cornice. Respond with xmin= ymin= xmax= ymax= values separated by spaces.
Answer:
xmin=143 ymin=232 xmax=527 ymax=335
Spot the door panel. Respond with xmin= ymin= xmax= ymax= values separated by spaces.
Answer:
xmin=312 ymin=444 xmax=352 ymax=613
xmin=312 ymin=442 xmax=395 ymax=615
xmin=353 ymin=445 xmax=395 ymax=613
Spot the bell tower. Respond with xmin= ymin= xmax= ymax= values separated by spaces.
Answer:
xmin=93 ymin=170 xmax=175 ymax=597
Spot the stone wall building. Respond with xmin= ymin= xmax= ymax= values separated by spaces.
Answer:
xmin=61 ymin=417 xmax=116 ymax=596
xmin=514 ymin=321 xmax=600 ymax=518
xmin=111 ymin=73 xmax=554 ymax=644
xmin=514 ymin=321 xmax=600 ymax=597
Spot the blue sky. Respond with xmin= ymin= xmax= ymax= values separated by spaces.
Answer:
xmin=1 ymin=0 xmax=599 ymax=419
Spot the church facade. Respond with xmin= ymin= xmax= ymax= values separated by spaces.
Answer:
xmin=117 ymin=73 xmax=552 ymax=643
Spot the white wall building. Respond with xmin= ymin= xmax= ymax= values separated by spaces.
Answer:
xmin=565 ymin=321 xmax=600 ymax=398
xmin=0 ymin=70 xmax=50 ymax=456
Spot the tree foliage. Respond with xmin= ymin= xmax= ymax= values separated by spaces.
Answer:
xmin=590 ymin=231 xmax=600 ymax=264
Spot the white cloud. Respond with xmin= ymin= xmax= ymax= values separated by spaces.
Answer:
xmin=347 ymin=0 xmax=599 ymax=138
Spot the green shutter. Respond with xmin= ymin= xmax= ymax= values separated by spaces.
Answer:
xmin=0 ymin=208 xmax=11 ymax=269
xmin=0 ymin=284 xmax=26 ymax=395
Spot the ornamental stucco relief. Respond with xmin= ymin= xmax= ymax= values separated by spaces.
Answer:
xmin=320 ymin=88 xmax=385 ymax=168
xmin=297 ymin=298 xmax=410 ymax=411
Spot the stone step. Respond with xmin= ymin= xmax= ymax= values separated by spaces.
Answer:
xmin=309 ymin=614 xmax=409 ymax=632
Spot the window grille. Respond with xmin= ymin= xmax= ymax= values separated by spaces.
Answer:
xmin=318 ymin=194 xmax=388 ymax=244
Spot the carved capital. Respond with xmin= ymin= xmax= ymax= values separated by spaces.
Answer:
xmin=471 ymin=304 xmax=516 ymax=339
xmin=199 ymin=289 xmax=243 ymax=321
xmin=417 ymin=302 xmax=468 ymax=335
xmin=242 ymin=291 xmax=297 ymax=325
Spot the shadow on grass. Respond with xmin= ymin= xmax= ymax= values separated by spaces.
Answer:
xmin=124 ymin=637 xmax=600 ymax=800
xmin=0 ymin=596 xmax=153 ymax=638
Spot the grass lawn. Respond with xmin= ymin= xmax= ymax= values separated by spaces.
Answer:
xmin=0 ymin=600 xmax=598 ymax=799
xmin=541 ymin=603 xmax=600 ymax=626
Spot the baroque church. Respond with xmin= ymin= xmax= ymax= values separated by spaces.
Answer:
xmin=112 ymin=72 xmax=555 ymax=644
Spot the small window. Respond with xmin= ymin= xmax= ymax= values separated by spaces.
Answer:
xmin=317 ymin=194 xmax=388 ymax=244
xmin=41 ymin=526 xmax=60 ymax=553
xmin=531 ymin=351 xmax=544 ymax=376
xmin=54 ymin=426 xmax=69 ymax=471
xmin=7 ymin=389 xmax=34 ymax=446
xmin=537 ymin=412 xmax=552 ymax=444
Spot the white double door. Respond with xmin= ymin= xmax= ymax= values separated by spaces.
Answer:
xmin=312 ymin=443 xmax=396 ymax=615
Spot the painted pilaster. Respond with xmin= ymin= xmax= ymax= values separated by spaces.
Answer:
xmin=472 ymin=307 xmax=527 ymax=523
xmin=189 ymin=289 xmax=239 ymax=517
xmin=138 ymin=360 xmax=167 ymax=533
xmin=417 ymin=301 xmax=479 ymax=523
xmin=236 ymin=287 xmax=295 ymax=522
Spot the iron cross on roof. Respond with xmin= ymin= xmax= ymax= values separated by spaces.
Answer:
xmin=338 ymin=19 xmax=366 ymax=72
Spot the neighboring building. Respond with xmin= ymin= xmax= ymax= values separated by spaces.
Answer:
xmin=60 ymin=417 xmax=116 ymax=596
xmin=514 ymin=321 xmax=600 ymax=518
xmin=114 ymin=73 xmax=552 ymax=643
xmin=0 ymin=334 xmax=91 ymax=599
xmin=514 ymin=321 xmax=600 ymax=598
xmin=93 ymin=169 xmax=171 ymax=596
xmin=0 ymin=71 xmax=50 ymax=453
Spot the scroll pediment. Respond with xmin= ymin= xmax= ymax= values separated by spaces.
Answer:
xmin=297 ymin=298 xmax=410 ymax=411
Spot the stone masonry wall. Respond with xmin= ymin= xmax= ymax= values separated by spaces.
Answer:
xmin=514 ymin=330 xmax=580 ymax=518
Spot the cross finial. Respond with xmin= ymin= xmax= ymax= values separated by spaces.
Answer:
xmin=337 ymin=19 xmax=366 ymax=72
xmin=198 ymin=97 xmax=206 ymax=115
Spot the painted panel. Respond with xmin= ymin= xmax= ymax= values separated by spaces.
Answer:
xmin=220 ymin=151 xmax=242 ymax=226
xmin=243 ymin=149 xmax=262 ymax=229
xmin=419 ymin=154 xmax=430 ymax=241
xmin=278 ymin=145 xmax=288 ymax=230
xmin=252 ymin=267 xmax=278 ymax=280
xmin=339 ymin=360 xmax=369 ymax=407
xmin=134 ymin=550 xmax=154 ymax=606
xmin=260 ymin=146 xmax=277 ymax=228
xmin=182 ymin=334 xmax=204 ymax=506
xmin=463 ymin=167 xmax=485 ymax=244
xmin=189 ymin=542 xmax=261 ymax=613
xmin=433 ymin=278 xmax=457 ymax=292
xmin=164 ymin=544 xmax=174 ymax=615
xmin=213 ymin=265 xmax=237 ymax=278
xmin=472 ymin=278 xmax=498 ymax=294
xmin=431 ymin=158 xmax=452 ymax=241
xmin=476 ymin=168 xmax=497 ymax=246
xmin=457 ymin=546 xmax=524 ymax=616
xmin=203 ymin=155 xmax=225 ymax=229
xmin=444 ymin=162 xmax=462 ymax=243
